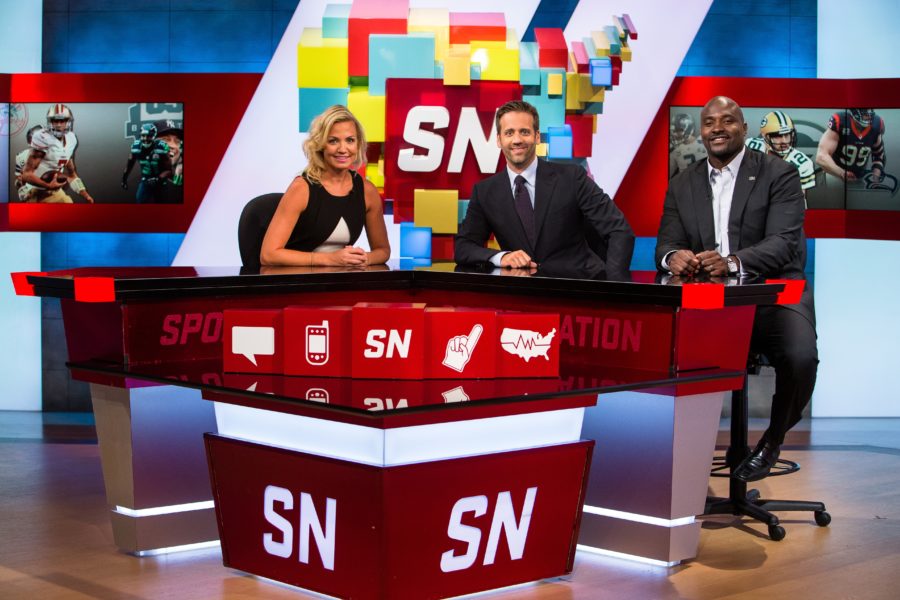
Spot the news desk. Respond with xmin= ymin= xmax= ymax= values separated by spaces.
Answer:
xmin=15 ymin=263 xmax=790 ymax=599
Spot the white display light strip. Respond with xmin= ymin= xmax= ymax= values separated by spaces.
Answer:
xmin=576 ymin=544 xmax=680 ymax=568
xmin=113 ymin=500 xmax=215 ymax=518
xmin=582 ymin=505 xmax=696 ymax=528
xmin=133 ymin=540 xmax=220 ymax=557
xmin=214 ymin=402 xmax=584 ymax=467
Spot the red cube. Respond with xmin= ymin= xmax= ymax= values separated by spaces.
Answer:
xmin=425 ymin=307 xmax=496 ymax=379
xmin=534 ymin=28 xmax=568 ymax=69
xmin=223 ymin=309 xmax=283 ymax=374
xmin=495 ymin=312 xmax=560 ymax=378
xmin=283 ymin=306 xmax=352 ymax=377
xmin=351 ymin=302 xmax=426 ymax=379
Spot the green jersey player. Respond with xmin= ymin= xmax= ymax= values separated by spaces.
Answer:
xmin=746 ymin=110 xmax=815 ymax=192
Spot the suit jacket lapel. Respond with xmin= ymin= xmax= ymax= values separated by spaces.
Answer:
xmin=690 ymin=162 xmax=717 ymax=251
xmin=728 ymin=150 xmax=760 ymax=251
xmin=533 ymin=160 xmax=555 ymax=246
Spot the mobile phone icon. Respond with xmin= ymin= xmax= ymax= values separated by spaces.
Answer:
xmin=306 ymin=388 xmax=329 ymax=403
xmin=306 ymin=320 xmax=329 ymax=366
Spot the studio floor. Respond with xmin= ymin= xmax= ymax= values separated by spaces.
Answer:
xmin=1 ymin=414 xmax=899 ymax=600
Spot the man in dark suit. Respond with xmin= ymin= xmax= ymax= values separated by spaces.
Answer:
xmin=454 ymin=100 xmax=634 ymax=276
xmin=656 ymin=96 xmax=818 ymax=482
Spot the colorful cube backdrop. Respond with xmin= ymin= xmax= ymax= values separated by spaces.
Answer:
xmin=296 ymin=0 xmax=636 ymax=259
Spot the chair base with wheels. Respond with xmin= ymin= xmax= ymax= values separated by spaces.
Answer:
xmin=704 ymin=359 xmax=831 ymax=541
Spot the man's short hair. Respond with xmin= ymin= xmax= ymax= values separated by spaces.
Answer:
xmin=495 ymin=100 xmax=540 ymax=134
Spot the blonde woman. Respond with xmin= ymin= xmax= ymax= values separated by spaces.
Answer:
xmin=261 ymin=105 xmax=390 ymax=266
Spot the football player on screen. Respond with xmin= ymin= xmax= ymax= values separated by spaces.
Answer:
xmin=121 ymin=122 xmax=173 ymax=203
xmin=816 ymin=109 xmax=887 ymax=184
xmin=746 ymin=110 xmax=816 ymax=195
xmin=668 ymin=113 xmax=707 ymax=177
xmin=18 ymin=104 xmax=94 ymax=203
xmin=14 ymin=125 xmax=43 ymax=202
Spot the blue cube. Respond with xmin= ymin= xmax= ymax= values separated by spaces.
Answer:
xmin=399 ymin=222 xmax=432 ymax=259
xmin=590 ymin=58 xmax=612 ymax=87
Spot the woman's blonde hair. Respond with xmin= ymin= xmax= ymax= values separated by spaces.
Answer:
xmin=302 ymin=105 xmax=367 ymax=185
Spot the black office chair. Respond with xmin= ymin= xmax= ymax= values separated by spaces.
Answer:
xmin=237 ymin=193 xmax=283 ymax=268
xmin=705 ymin=354 xmax=831 ymax=540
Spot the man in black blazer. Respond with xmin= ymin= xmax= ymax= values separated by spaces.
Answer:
xmin=656 ymin=96 xmax=818 ymax=482
xmin=454 ymin=100 xmax=634 ymax=277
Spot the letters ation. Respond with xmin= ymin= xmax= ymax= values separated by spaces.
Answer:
xmin=363 ymin=329 xmax=412 ymax=359
xmin=440 ymin=487 xmax=538 ymax=573
xmin=263 ymin=485 xmax=337 ymax=571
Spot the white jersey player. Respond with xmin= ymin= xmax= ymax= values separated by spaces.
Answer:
xmin=19 ymin=104 xmax=94 ymax=203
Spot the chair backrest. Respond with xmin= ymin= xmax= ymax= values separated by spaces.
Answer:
xmin=237 ymin=193 xmax=283 ymax=267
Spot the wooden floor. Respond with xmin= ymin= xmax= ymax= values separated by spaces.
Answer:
xmin=1 ymin=416 xmax=899 ymax=600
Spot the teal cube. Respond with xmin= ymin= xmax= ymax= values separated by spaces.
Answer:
xmin=323 ymin=4 xmax=351 ymax=39
xmin=458 ymin=199 xmax=470 ymax=223
xmin=369 ymin=33 xmax=436 ymax=95
xmin=298 ymin=87 xmax=349 ymax=132
xmin=519 ymin=42 xmax=540 ymax=86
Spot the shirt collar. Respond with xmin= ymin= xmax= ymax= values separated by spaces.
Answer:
xmin=506 ymin=157 xmax=539 ymax=189
xmin=707 ymin=147 xmax=746 ymax=180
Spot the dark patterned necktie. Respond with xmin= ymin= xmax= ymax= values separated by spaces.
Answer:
xmin=514 ymin=175 xmax=535 ymax=246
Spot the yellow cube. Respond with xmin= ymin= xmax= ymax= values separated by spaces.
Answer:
xmin=348 ymin=87 xmax=386 ymax=142
xmin=297 ymin=28 xmax=348 ymax=88
xmin=578 ymin=74 xmax=605 ymax=103
xmin=547 ymin=72 xmax=563 ymax=96
xmin=621 ymin=44 xmax=632 ymax=61
xmin=470 ymin=29 xmax=519 ymax=81
xmin=443 ymin=45 xmax=471 ymax=86
xmin=591 ymin=31 xmax=610 ymax=57
xmin=536 ymin=142 xmax=548 ymax=157
xmin=565 ymin=72 xmax=584 ymax=111
xmin=409 ymin=8 xmax=450 ymax=61
xmin=414 ymin=189 xmax=459 ymax=234
xmin=366 ymin=159 xmax=384 ymax=188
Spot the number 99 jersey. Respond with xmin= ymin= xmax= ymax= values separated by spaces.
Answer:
xmin=828 ymin=110 xmax=886 ymax=178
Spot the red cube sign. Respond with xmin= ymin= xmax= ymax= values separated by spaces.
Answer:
xmin=495 ymin=312 xmax=560 ymax=378
xmin=223 ymin=309 xmax=283 ymax=374
xmin=351 ymin=303 xmax=426 ymax=379
xmin=283 ymin=306 xmax=352 ymax=377
xmin=425 ymin=307 xmax=497 ymax=379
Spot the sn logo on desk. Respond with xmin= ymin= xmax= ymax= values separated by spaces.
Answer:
xmin=224 ymin=304 xmax=559 ymax=379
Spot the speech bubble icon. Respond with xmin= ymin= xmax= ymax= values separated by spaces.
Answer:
xmin=231 ymin=326 xmax=275 ymax=366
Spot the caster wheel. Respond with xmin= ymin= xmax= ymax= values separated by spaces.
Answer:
xmin=768 ymin=524 xmax=786 ymax=541
xmin=815 ymin=510 xmax=831 ymax=527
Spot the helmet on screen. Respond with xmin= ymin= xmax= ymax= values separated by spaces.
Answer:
xmin=849 ymin=108 xmax=875 ymax=128
xmin=670 ymin=113 xmax=695 ymax=145
xmin=139 ymin=123 xmax=158 ymax=149
xmin=46 ymin=104 xmax=74 ymax=140
xmin=759 ymin=110 xmax=796 ymax=158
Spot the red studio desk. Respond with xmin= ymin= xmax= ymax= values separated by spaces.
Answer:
xmin=13 ymin=264 xmax=791 ymax=598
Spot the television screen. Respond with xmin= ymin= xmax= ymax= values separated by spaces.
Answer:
xmin=6 ymin=102 xmax=183 ymax=205
xmin=668 ymin=106 xmax=900 ymax=211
